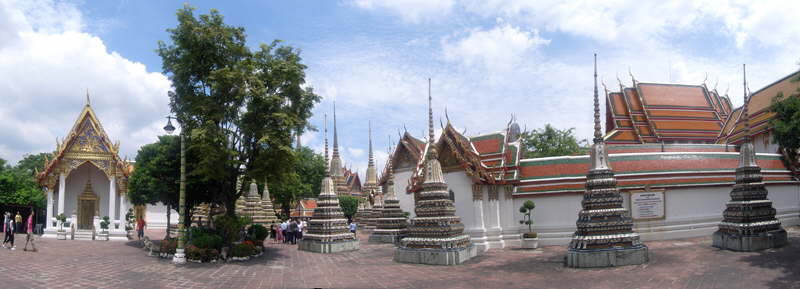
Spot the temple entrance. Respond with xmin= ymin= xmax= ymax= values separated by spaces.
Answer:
xmin=78 ymin=199 xmax=96 ymax=230
xmin=77 ymin=180 xmax=99 ymax=230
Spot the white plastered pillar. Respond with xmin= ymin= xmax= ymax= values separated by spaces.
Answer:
xmin=46 ymin=188 xmax=54 ymax=229
xmin=57 ymin=173 xmax=65 ymax=216
xmin=118 ymin=192 xmax=126 ymax=230
xmin=486 ymin=185 xmax=505 ymax=248
xmin=469 ymin=184 xmax=489 ymax=252
xmin=109 ymin=176 xmax=116 ymax=224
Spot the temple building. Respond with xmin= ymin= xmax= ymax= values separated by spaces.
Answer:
xmin=382 ymin=69 xmax=800 ymax=252
xmin=37 ymin=96 xmax=173 ymax=240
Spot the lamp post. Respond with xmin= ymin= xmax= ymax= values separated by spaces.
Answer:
xmin=163 ymin=116 xmax=186 ymax=265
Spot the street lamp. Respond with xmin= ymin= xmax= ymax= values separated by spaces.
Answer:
xmin=164 ymin=116 xmax=186 ymax=265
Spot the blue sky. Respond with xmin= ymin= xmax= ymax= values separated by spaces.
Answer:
xmin=1 ymin=0 xmax=799 ymax=179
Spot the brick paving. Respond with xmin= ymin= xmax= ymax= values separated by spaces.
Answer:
xmin=0 ymin=227 xmax=798 ymax=289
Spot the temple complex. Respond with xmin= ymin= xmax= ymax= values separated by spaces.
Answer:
xmin=298 ymin=114 xmax=359 ymax=253
xmin=329 ymin=102 xmax=363 ymax=197
xmin=565 ymin=55 xmax=648 ymax=268
xmin=712 ymin=65 xmax=788 ymax=251
xmin=394 ymin=80 xmax=477 ymax=265
xmin=369 ymin=155 xmax=408 ymax=243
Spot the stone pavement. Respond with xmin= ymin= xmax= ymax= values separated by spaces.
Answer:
xmin=0 ymin=227 xmax=798 ymax=289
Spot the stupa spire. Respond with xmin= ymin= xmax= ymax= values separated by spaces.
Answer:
xmin=711 ymin=64 xmax=787 ymax=251
xmin=324 ymin=113 xmax=330 ymax=176
xmin=566 ymin=53 xmax=648 ymax=268
xmin=428 ymin=78 xmax=434 ymax=144
xmin=368 ymin=120 xmax=374 ymax=167
xmin=333 ymin=101 xmax=339 ymax=158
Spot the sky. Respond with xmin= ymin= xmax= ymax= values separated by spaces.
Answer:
xmin=1 ymin=0 xmax=799 ymax=180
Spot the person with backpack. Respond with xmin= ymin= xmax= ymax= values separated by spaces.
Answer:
xmin=23 ymin=211 xmax=36 ymax=252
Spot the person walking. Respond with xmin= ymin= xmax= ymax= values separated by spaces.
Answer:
xmin=349 ymin=221 xmax=356 ymax=234
xmin=2 ymin=212 xmax=11 ymax=248
xmin=276 ymin=223 xmax=284 ymax=244
xmin=136 ymin=217 xmax=146 ymax=241
xmin=15 ymin=211 xmax=22 ymax=235
xmin=296 ymin=219 xmax=304 ymax=240
xmin=288 ymin=219 xmax=298 ymax=245
xmin=280 ymin=220 xmax=289 ymax=244
xmin=23 ymin=211 xmax=36 ymax=252
xmin=6 ymin=218 xmax=15 ymax=250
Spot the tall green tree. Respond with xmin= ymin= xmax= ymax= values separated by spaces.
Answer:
xmin=0 ymin=153 xmax=52 ymax=208
xmin=338 ymin=195 xmax=360 ymax=223
xmin=128 ymin=135 xmax=216 ymax=227
xmin=156 ymin=6 xmax=320 ymax=216
xmin=521 ymin=124 xmax=588 ymax=158
xmin=770 ymin=71 xmax=800 ymax=171
xmin=295 ymin=146 xmax=326 ymax=198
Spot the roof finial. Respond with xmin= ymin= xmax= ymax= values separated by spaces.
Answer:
xmin=86 ymin=88 xmax=90 ymax=106
xmin=702 ymin=72 xmax=708 ymax=85
xmin=324 ymin=113 xmax=330 ymax=176
xmin=593 ymin=53 xmax=602 ymax=143
xmin=368 ymin=120 xmax=374 ymax=167
xmin=428 ymin=77 xmax=434 ymax=144
xmin=742 ymin=64 xmax=751 ymax=141
xmin=333 ymin=100 xmax=339 ymax=157
xmin=628 ymin=67 xmax=637 ymax=84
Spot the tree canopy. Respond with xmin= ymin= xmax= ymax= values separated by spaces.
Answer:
xmin=156 ymin=5 xmax=320 ymax=215
xmin=521 ymin=124 xmax=588 ymax=158
xmin=338 ymin=195 xmax=360 ymax=222
xmin=0 ymin=153 xmax=52 ymax=208
xmin=770 ymin=71 xmax=800 ymax=171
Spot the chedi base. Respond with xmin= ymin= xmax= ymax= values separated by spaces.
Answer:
xmin=298 ymin=239 xmax=360 ymax=254
xmin=712 ymin=229 xmax=787 ymax=252
xmin=565 ymin=245 xmax=649 ymax=268
xmin=394 ymin=245 xmax=477 ymax=266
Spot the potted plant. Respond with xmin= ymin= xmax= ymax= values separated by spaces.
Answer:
xmin=56 ymin=213 xmax=68 ymax=240
xmin=98 ymin=216 xmax=110 ymax=241
xmin=519 ymin=200 xmax=538 ymax=249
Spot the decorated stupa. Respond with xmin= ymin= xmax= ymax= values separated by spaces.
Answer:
xmin=712 ymin=64 xmax=787 ymax=251
xmin=394 ymin=79 xmax=476 ymax=265
xmin=298 ymin=113 xmax=359 ymax=253
xmin=235 ymin=181 xmax=273 ymax=226
xmin=354 ymin=201 xmax=368 ymax=226
xmin=565 ymin=54 xmax=648 ymax=268
xmin=369 ymin=155 xmax=408 ymax=243
xmin=260 ymin=180 xmax=280 ymax=225
xmin=366 ymin=200 xmax=382 ymax=231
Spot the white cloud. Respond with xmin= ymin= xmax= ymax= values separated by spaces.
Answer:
xmin=442 ymin=22 xmax=549 ymax=76
xmin=347 ymin=147 xmax=364 ymax=158
xmin=351 ymin=0 xmax=455 ymax=23
xmin=0 ymin=0 xmax=171 ymax=163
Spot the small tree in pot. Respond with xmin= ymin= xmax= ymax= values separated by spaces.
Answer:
xmin=519 ymin=200 xmax=538 ymax=249
xmin=99 ymin=216 xmax=110 ymax=241
xmin=56 ymin=213 xmax=68 ymax=240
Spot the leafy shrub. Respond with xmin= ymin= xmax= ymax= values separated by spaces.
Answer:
xmin=214 ymin=215 xmax=249 ymax=244
xmin=100 ymin=216 xmax=110 ymax=230
xmin=191 ymin=234 xmax=223 ymax=250
xmin=160 ymin=238 xmax=178 ymax=254
xmin=230 ymin=243 xmax=254 ymax=257
xmin=186 ymin=245 xmax=201 ymax=260
xmin=247 ymin=224 xmax=269 ymax=242
xmin=205 ymin=249 xmax=220 ymax=262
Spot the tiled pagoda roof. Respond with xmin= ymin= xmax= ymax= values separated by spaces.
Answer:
xmin=717 ymin=71 xmax=800 ymax=146
xmin=605 ymin=81 xmax=732 ymax=144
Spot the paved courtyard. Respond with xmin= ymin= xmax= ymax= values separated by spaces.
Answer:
xmin=0 ymin=227 xmax=798 ymax=289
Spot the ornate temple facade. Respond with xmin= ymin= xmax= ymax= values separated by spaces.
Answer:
xmin=37 ymin=97 xmax=133 ymax=240
xmin=382 ymin=70 xmax=800 ymax=252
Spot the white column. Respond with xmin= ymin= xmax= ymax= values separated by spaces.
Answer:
xmin=118 ymin=194 xmax=126 ymax=230
xmin=57 ymin=173 xmax=65 ymax=216
xmin=109 ymin=176 xmax=116 ymax=222
xmin=46 ymin=189 xmax=54 ymax=229
xmin=473 ymin=200 xmax=486 ymax=231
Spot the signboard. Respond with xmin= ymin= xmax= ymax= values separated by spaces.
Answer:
xmin=630 ymin=190 xmax=665 ymax=220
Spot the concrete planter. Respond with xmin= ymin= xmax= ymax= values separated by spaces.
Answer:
xmin=98 ymin=232 xmax=109 ymax=241
xmin=56 ymin=231 xmax=67 ymax=240
xmin=521 ymin=237 xmax=539 ymax=249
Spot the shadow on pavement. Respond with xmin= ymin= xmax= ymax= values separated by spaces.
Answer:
xmin=740 ymin=230 xmax=800 ymax=289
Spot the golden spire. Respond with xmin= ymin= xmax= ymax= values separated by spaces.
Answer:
xmin=86 ymin=88 xmax=91 ymax=106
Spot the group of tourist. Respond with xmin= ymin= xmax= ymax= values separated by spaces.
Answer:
xmin=2 ymin=211 xmax=36 ymax=252
xmin=271 ymin=219 xmax=306 ymax=245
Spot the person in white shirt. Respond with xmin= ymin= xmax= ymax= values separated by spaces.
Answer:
xmin=280 ymin=220 xmax=289 ymax=244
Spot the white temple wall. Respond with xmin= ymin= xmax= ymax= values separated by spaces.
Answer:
xmin=393 ymin=169 xmax=415 ymax=218
xmin=753 ymin=133 xmax=781 ymax=154
xmin=498 ymin=186 xmax=520 ymax=246
xmin=145 ymin=202 xmax=179 ymax=228
xmin=514 ymin=183 xmax=800 ymax=246
xmin=64 ymin=164 xmax=110 ymax=221
xmin=442 ymin=171 xmax=475 ymax=230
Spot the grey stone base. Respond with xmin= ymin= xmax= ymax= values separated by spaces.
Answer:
xmin=394 ymin=245 xmax=477 ymax=266
xmin=712 ymin=229 xmax=787 ymax=252
xmin=368 ymin=233 xmax=404 ymax=244
xmin=565 ymin=245 xmax=649 ymax=268
xmin=297 ymin=239 xmax=359 ymax=254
